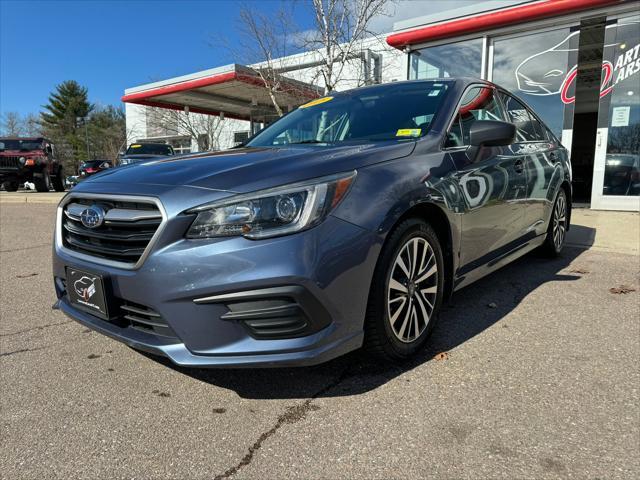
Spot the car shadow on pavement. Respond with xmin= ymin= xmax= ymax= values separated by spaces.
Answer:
xmin=146 ymin=242 xmax=591 ymax=400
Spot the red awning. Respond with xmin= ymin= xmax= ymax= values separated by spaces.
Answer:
xmin=386 ymin=0 xmax=625 ymax=49
xmin=122 ymin=64 xmax=322 ymax=121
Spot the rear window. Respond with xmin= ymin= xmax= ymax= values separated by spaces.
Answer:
xmin=125 ymin=143 xmax=174 ymax=155
xmin=81 ymin=160 xmax=105 ymax=168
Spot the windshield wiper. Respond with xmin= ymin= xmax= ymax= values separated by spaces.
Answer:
xmin=288 ymin=139 xmax=326 ymax=145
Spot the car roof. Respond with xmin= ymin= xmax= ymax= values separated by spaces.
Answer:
xmin=0 ymin=136 xmax=49 ymax=142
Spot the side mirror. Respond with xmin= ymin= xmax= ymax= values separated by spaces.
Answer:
xmin=469 ymin=120 xmax=516 ymax=147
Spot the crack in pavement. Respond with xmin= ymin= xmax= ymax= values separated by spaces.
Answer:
xmin=0 ymin=320 xmax=74 ymax=338
xmin=0 ymin=243 xmax=50 ymax=253
xmin=213 ymin=366 xmax=354 ymax=480
xmin=0 ymin=346 xmax=48 ymax=357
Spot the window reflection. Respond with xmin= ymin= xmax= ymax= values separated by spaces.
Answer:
xmin=602 ymin=14 xmax=640 ymax=196
xmin=409 ymin=39 xmax=483 ymax=79
xmin=493 ymin=28 xmax=578 ymax=139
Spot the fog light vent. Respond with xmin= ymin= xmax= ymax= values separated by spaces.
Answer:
xmin=194 ymin=286 xmax=331 ymax=340
xmin=223 ymin=299 xmax=308 ymax=338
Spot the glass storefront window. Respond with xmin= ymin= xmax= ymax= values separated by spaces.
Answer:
xmin=600 ymin=14 xmax=640 ymax=197
xmin=492 ymin=28 xmax=578 ymax=139
xmin=409 ymin=38 xmax=483 ymax=80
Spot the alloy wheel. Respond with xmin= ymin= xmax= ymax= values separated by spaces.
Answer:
xmin=553 ymin=193 xmax=566 ymax=251
xmin=387 ymin=237 xmax=438 ymax=343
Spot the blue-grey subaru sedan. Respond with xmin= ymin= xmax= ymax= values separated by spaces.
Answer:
xmin=52 ymin=79 xmax=571 ymax=367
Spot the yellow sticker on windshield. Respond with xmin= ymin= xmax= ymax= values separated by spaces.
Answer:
xmin=396 ymin=129 xmax=421 ymax=137
xmin=299 ymin=96 xmax=334 ymax=109
xmin=130 ymin=144 xmax=142 ymax=148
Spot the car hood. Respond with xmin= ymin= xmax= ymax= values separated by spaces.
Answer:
xmin=86 ymin=142 xmax=417 ymax=193
xmin=0 ymin=149 xmax=45 ymax=156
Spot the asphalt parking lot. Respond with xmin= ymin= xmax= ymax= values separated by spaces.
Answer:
xmin=1 ymin=202 xmax=639 ymax=479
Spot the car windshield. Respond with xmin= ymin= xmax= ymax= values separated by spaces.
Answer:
xmin=125 ymin=143 xmax=173 ymax=155
xmin=0 ymin=139 xmax=43 ymax=151
xmin=246 ymin=82 xmax=451 ymax=147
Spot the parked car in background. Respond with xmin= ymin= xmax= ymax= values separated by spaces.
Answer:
xmin=65 ymin=176 xmax=80 ymax=189
xmin=118 ymin=142 xmax=175 ymax=166
xmin=0 ymin=137 xmax=65 ymax=192
xmin=79 ymin=160 xmax=112 ymax=179
xmin=603 ymin=153 xmax=640 ymax=196
xmin=53 ymin=79 xmax=571 ymax=368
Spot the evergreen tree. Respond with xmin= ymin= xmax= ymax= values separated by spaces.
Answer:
xmin=41 ymin=80 xmax=93 ymax=133
xmin=89 ymin=105 xmax=127 ymax=162
xmin=40 ymin=80 xmax=93 ymax=171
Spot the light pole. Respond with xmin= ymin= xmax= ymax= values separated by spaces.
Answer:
xmin=76 ymin=116 xmax=90 ymax=161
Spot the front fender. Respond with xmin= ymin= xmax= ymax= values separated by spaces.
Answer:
xmin=331 ymin=147 xmax=461 ymax=272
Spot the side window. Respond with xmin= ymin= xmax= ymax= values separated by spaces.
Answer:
xmin=445 ymin=86 xmax=505 ymax=148
xmin=544 ymin=124 xmax=557 ymax=143
xmin=500 ymin=93 xmax=545 ymax=142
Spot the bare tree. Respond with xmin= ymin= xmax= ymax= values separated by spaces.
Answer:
xmin=304 ymin=0 xmax=390 ymax=94
xmin=231 ymin=4 xmax=318 ymax=117
xmin=239 ymin=7 xmax=290 ymax=116
xmin=24 ymin=113 xmax=42 ymax=137
xmin=147 ymin=108 xmax=225 ymax=152
xmin=1 ymin=112 xmax=26 ymax=136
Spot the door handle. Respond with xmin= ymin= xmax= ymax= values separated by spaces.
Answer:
xmin=514 ymin=159 xmax=524 ymax=173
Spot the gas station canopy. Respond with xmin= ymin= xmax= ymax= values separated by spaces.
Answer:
xmin=121 ymin=64 xmax=322 ymax=122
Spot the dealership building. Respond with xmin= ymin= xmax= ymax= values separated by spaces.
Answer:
xmin=124 ymin=0 xmax=639 ymax=211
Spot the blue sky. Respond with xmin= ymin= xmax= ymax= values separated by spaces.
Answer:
xmin=0 ymin=0 xmax=486 ymax=116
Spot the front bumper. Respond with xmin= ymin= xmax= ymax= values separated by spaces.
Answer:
xmin=53 ymin=213 xmax=380 ymax=368
xmin=0 ymin=166 xmax=35 ymax=180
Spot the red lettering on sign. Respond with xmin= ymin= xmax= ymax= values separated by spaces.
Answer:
xmin=560 ymin=61 xmax=614 ymax=104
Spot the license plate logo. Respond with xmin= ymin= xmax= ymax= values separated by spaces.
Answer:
xmin=74 ymin=275 xmax=97 ymax=301
xmin=66 ymin=268 xmax=109 ymax=319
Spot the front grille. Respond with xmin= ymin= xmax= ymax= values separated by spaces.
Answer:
xmin=120 ymin=301 xmax=177 ymax=339
xmin=61 ymin=196 xmax=163 ymax=266
xmin=0 ymin=156 xmax=20 ymax=169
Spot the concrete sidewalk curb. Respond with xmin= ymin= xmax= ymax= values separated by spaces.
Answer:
xmin=567 ymin=209 xmax=638 ymax=256
xmin=0 ymin=192 xmax=65 ymax=204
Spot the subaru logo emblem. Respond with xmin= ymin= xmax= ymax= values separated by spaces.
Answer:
xmin=80 ymin=205 xmax=105 ymax=229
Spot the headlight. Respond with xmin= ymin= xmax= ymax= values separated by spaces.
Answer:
xmin=185 ymin=171 xmax=356 ymax=239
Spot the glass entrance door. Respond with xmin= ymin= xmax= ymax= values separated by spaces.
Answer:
xmin=591 ymin=14 xmax=640 ymax=211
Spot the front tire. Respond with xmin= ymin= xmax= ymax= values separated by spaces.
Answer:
xmin=540 ymin=188 xmax=568 ymax=257
xmin=33 ymin=170 xmax=51 ymax=192
xmin=2 ymin=181 xmax=19 ymax=192
xmin=364 ymin=218 xmax=445 ymax=361
xmin=52 ymin=167 xmax=65 ymax=192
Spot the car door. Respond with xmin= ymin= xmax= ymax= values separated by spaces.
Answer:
xmin=445 ymin=85 xmax=528 ymax=271
xmin=499 ymin=92 xmax=561 ymax=237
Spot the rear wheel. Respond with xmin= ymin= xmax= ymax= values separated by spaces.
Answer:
xmin=33 ymin=170 xmax=51 ymax=192
xmin=2 ymin=181 xmax=19 ymax=192
xmin=540 ymin=188 xmax=568 ymax=257
xmin=52 ymin=167 xmax=65 ymax=192
xmin=364 ymin=218 xmax=444 ymax=361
